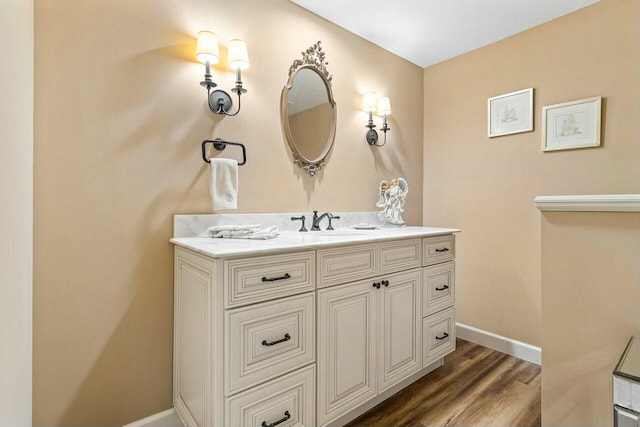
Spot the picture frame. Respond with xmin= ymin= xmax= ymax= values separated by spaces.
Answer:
xmin=542 ymin=96 xmax=601 ymax=152
xmin=488 ymin=88 xmax=533 ymax=138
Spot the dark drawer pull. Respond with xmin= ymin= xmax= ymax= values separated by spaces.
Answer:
xmin=262 ymin=273 xmax=291 ymax=282
xmin=262 ymin=333 xmax=291 ymax=347
xmin=435 ymin=248 xmax=449 ymax=253
xmin=372 ymin=282 xmax=381 ymax=289
xmin=382 ymin=280 xmax=389 ymax=287
xmin=262 ymin=410 xmax=291 ymax=427
xmin=435 ymin=285 xmax=449 ymax=291
xmin=435 ymin=332 xmax=449 ymax=340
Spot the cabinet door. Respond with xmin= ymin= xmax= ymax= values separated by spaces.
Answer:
xmin=378 ymin=269 xmax=422 ymax=393
xmin=317 ymin=280 xmax=377 ymax=427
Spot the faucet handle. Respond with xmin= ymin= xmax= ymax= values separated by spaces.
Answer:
xmin=291 ymin=216 xmax=308 ymax=232
xmin=326 ymin=215 xmax=340 ymax=231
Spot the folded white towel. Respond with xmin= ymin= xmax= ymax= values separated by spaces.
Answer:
xmin=207 ymin=224 xmax=262 ymax=233
xmin=209 ymin=158 xmax=238 ymax=211
xmin=240 ymin=225 xmax=279 ymax=240
xmin=207 ymin=225 xmax=280 ymax=240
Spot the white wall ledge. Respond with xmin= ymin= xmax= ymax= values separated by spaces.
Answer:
xmin=535 ymin=194 xmax=640 ymax=212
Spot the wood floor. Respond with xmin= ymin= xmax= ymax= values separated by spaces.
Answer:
xmin=346 ymin=339 xmax=541 ymax=427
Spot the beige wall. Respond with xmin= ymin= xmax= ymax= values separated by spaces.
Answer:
xmin=423 ymin=0 xmax=639 ymax=347
xmin=0 ymin=1 xmax=33 ymax=426
xmin=541 ymin=211 xmax=640 ymax=427
xmin=33 ymin=0 xmax=423 ymax=425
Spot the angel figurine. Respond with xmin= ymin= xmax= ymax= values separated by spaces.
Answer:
xmin=376 ymin=177 xmax=408 ymax=226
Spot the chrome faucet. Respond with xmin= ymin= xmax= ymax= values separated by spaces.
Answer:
xmin=311 ymin=210 xmax=340 ymax=231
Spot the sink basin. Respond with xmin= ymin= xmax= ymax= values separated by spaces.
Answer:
xmin=311 ymin=229 xmax=372 ymax=237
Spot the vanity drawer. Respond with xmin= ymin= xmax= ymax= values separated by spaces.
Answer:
xmin=423 ymin=235 xmax=455 ymax=266
xmin=379 ymin=238 xmax=422 ymax=275
xmin=224 ymin=251 xmax=315 ymax=308
xmin=317 ymin=244 xmax=377 ymax=288
xmin=423 ymin=307 xmax=456 ymax=367
xmin=225 ymin=364 xmax=315 ymax=427
xmin=423 ymin=262 xmax=455 ymax=316
xmin=225 ymin=293 xmax=315 ymax=395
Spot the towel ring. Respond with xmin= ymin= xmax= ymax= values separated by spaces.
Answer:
xmin=202 ymin=138 xmax=247 ymax=165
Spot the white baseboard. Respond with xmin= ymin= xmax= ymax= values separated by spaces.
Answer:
xmin=123 ymin=408 xmax=183 ymax=427
xmin=456 ymin=323 xmax=541 ymax=365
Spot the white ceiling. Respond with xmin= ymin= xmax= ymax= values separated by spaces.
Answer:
xmin=290 ymin=0 xmax=599 ymax=68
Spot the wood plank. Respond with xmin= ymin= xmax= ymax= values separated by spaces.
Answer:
xmin=346 ymin=338 xmax=541 ymax=427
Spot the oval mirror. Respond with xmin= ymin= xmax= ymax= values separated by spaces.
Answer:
xmin=280 ymin=42 xmax=336 ymax=176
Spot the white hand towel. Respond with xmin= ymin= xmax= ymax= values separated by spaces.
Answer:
xmin=207 ymin=224 xmax=262 ymax=233
xmin=207 ymin=225 xmax=280 ymax=240
xmin=244 ymin=226 xmax=279 ymax=240
xmin=209 ymin=158 xmax=238 ymax=211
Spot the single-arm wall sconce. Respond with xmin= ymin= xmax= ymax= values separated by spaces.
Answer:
xmin=363 ymin=92 xmax=392 ymax=146
xmin=197 ymin=31 xmax=249 ymax=116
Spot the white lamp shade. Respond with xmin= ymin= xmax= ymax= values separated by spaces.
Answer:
xmin=196 ymin=31 xmax=220 ymax=64
xmin=228 ymin=39 xmax=249 ymax=70
xmin=363 ymin=92 xmax=377 ymax=113
xmin=377 ymin=97 xmax=392 ymax=116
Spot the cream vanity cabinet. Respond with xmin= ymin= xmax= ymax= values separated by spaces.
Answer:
xmin=173 ymin=233 xmax=456 ymax=427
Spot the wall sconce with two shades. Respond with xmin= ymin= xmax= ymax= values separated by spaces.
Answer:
xmin=196 ymin=31 xmax=250 ymax=116
xmin=363 ymin=92 xmax=392 ymax=147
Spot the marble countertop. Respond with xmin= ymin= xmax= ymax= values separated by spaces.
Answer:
xmin=171 ymin=226 xmax=460 ymax=258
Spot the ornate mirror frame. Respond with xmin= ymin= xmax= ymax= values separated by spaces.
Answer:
xmin=280 ymin=41 xmax=337 ymax=176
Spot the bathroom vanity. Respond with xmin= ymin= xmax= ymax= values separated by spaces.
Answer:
xmin=170 ymin=214 xmax=459 ymax=427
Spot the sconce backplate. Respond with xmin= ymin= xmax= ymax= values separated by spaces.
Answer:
xmin=209 ymin=90 xmax=233 ymax=114
xmin=366 ymin=129 xmax=379 ymax=145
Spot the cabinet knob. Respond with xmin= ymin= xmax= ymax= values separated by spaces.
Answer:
xmin=382 ymin=280 xmax=389 ymax=287
xmin=372 ymin=282 xmax=381 ymax=289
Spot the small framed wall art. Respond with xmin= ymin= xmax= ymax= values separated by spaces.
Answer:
xmin=488 ymin=88 xmax=533 ymax=138
xmin=542 ymin=96 xmax=602 ymax=152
